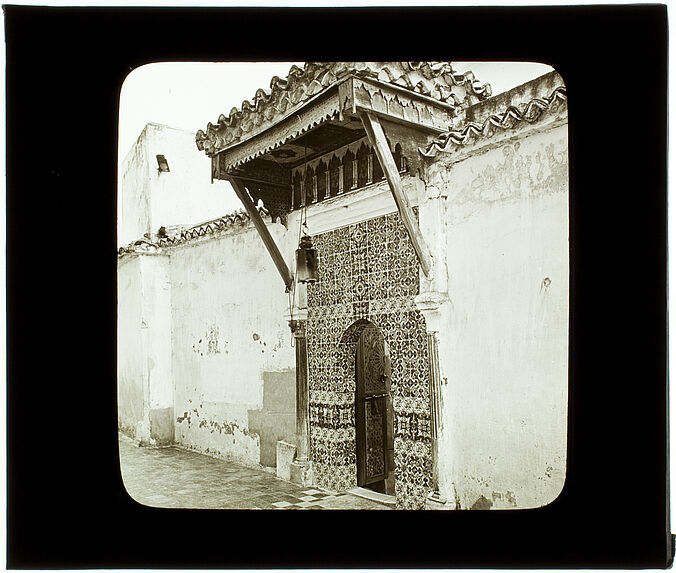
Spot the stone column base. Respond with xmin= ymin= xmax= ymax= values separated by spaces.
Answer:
xmin=290 ymin=459 xmax=313 ymax=486
xmin=425 ymin=491 xmax=456 ymax=510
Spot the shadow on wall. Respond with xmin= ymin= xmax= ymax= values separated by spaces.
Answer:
xmin=248 ymin=369 xmax=296 ymax=467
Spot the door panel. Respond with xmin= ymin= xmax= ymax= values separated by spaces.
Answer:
xmin=364 ymin=396 xmax=386 ymax=482
xmin=356 ymin=325 xmax=391 ymax=487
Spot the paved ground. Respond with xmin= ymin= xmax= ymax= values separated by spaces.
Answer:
xmin=119 ymin=434 xmax=391 ymax=510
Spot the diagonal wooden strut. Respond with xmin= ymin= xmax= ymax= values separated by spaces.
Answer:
xmin=227 ymin=175 xmax=294 ymax=292
xmin=359 ymin=111 xmax=432 ymax=277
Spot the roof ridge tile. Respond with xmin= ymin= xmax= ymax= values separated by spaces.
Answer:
xmin=419 ymin=85 xmax=567 ymax=157
xmin=117 ymin=205 xmax=271 ymax=257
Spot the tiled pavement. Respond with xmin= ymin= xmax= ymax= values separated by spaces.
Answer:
xmin=119 ymin=434 xmax=391 ymax=510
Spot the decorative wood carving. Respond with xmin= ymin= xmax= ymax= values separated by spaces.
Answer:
xmin=329 ymin=155 xmax=340 ymax=197
xmin=356 ymin=142 xmax=369 ymax=188
xmin=197 ymin=62 xmax=492 ymax=161
xmin=373 ymin=146 xmax=384 ymax=182
xmin=224 ymin=157 xmax=293 ymax=225
xmin=244 ymin=182 xmax=292 ymax=227
xmin=352 ymin=79 xmax=457 ymax=132
xmin=343 ymin=149 xmax=355 ymax=192
xmin=316 ymin=160 xmax=327 ymax=202
xmin=288 ymin=135 xmax=409 ymax=210
xmin=304 ymin=166 xmax=313 ymax=205
xmin=293 ymin=171 xmax=302 ymax=210
xmin=374 ymin=118 xmax=438 ymax=178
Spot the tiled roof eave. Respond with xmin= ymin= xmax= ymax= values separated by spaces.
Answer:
xmin=117 ymin=205 xmax=271 ymax=258
xmin=419 ymin=86 xmax=567 ymax=158
xmin=217 ymin=76 xmax=472 ymax=170
xmin=197 ymin=62 xmax=493 ymax=158
xmin=216 ymin=74 xmax=460 ymax=160
xmin=196 ymin=72 xmax=346 ymax=158
xmin=213 ymin=77 xmax=350 ymax=158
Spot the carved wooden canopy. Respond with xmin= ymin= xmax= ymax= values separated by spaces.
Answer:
xmin=195 ymin=62 xmax=492 ymax=223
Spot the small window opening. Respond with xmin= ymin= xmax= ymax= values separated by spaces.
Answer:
xmin=156 ymin=154 xmax=170 ymax=173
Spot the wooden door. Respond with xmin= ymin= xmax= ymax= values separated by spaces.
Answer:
xmin=355 ymin=325 xmax=390 ymax=487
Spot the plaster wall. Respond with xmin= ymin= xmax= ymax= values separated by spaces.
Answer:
xmin=117 ymin=255 xmax=147 ymax=440
xmin=119 ymin=131 xmax=151 ymax=247
xmin=431 ymin=122 xmax=569 ymax=509
xmin=119 ymin=123 xmax=235 ymax=247
xmin=168 ymin=222 xmax=296 ymax=468
xmin=140 ymin=255 xmax=174 ymax=445
xmin=144 ymin=124 xmax=235 ymax=231
xmin=117 ymin=253 xmax=173 ymax=445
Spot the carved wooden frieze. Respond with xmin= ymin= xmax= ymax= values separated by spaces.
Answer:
xmin=351 ymin=78 xmax=457 ymax=132
xmin=247 ymin=183 xmax=291 ymax=226
xmin=289 ymin=136 xmax=408 ymax=210
xmin=214 ymin=90 xmax=344 ymax=171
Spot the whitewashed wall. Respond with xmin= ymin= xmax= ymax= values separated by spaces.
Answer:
xmin=119 ymin=123 xmax=235 ymax=247
xmin=428 ymin=121 xmax=569 ymax=510
xmin=119 ymin=133 xmax=151 ymax=248
xmin=117 ymin=252 xmax=173 ymax=445
xmin=168 ymin=221 xmax=296 ymax=468
xmin=118 ymin=255 xmax=146 ymax=439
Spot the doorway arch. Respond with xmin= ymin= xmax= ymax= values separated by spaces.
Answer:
xmin=311 ymin=301 xmax=432 ymax=505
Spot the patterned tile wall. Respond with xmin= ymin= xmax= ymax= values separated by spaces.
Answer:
xmin=306 ymin=211 xmax=432 ymax=509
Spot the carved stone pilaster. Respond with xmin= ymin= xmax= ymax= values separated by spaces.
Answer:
xmin=414 ymin=291 xmax=450 ymax=334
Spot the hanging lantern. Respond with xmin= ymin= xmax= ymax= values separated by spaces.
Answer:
xmin=296 ymin=233 xmax=318 ymax=283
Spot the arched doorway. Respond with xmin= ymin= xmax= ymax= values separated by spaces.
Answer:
xmin=355 ymin=324 xmax=395 ymax=495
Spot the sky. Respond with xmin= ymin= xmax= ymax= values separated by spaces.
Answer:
xmin=118 ymin=61 xmax=554 ymax=162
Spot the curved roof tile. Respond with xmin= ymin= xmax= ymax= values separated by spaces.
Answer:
xmin=196 ymin=62 xmax=492 ymax=156
xmin=419 ymin=86 xmax=567 ymax=157
xmin=117 ymin=205 xmax=270 ymax=258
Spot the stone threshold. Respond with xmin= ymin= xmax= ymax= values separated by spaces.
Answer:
xmin=346 ymin=486 xmax=396 ymax=507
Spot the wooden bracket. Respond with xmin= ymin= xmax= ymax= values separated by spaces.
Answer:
xmin=359 ymin=111 xmax=432 ymax=277
xmin=227 ymin=175 xmax=295 ymax=292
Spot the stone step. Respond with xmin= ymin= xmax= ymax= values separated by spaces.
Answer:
xmin=346 ymin=486 xmax=396 ymax=507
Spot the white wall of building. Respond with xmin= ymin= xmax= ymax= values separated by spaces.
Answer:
xmin=119 ymin=132 xmax=151 ymax=247
xmin=117 ymin=252 xmax=173 ymax=445
xmin=168 ymin=221 xmax=296 ymax=467
xmin=142 ymin=255 xmax=174 ymax=444
xmin=118 ymin=255 xmax=146 ymax=440
xmin=429 ymin=121 xmax=569 ymax=510
xmin=118 ymin=123 xmax=236 ymax=247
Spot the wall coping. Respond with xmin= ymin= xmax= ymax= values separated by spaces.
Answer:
xmin=419 ymin=73 xmax=567 ymax=160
